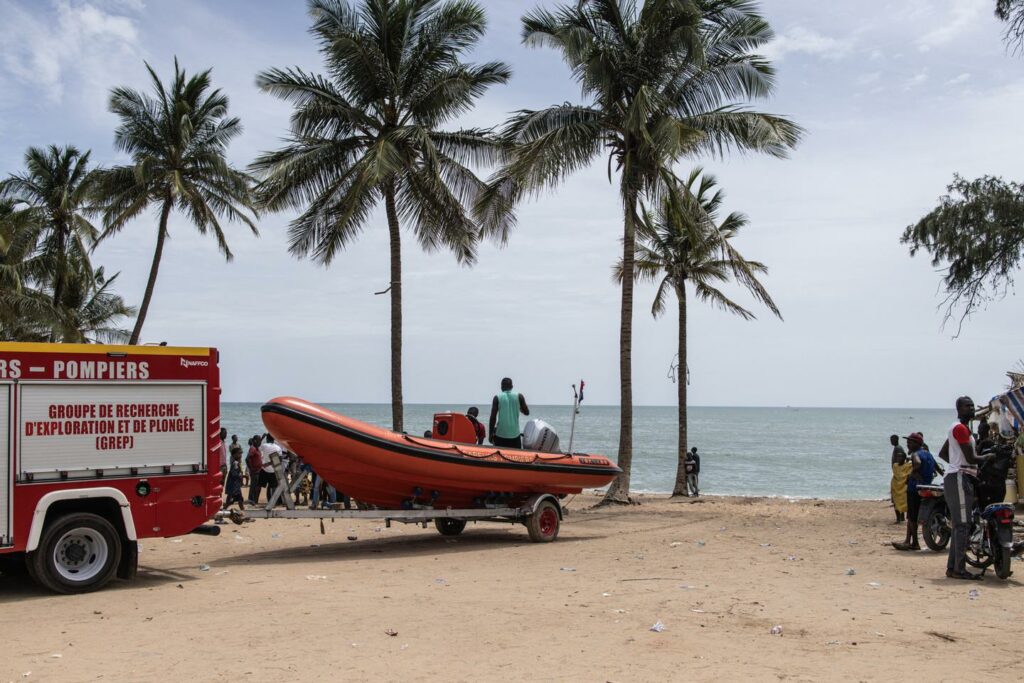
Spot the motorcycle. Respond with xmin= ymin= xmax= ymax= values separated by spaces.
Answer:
xmin=964 ymin=444 xmax=1015 ymax=579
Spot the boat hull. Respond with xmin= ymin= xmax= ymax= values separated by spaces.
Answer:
xmin=261 ymin=397 xmax=621 ymax=509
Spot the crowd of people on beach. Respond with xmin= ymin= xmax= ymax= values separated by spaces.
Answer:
xmin=887 ymin=395 xmax=1024 ymax=580
xmin=217 ymin=428 xmax=350 ymax=513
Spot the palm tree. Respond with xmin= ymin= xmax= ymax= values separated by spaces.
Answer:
xmin=95 ymin=59 xmax=258 ymax=345
xmin=480 ymin=0 xmax=801 ymax=502
xmin=630 ymin=169 xmax=780 ymax=495
xmin=51 ymin=267 xmax=135 ymax=344
xmin=0 ymin=193 xmax=133 ymax=343
xmin=0 ymin=145 xmax=99 ymax=308
xmin=252 ymin=0 xmax=511 ymax=432
xmin=0 ymin=198 xmax=48 ymax=340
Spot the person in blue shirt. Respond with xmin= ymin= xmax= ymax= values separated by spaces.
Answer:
xmin=893 ymin=432 xmax=939 ymax=551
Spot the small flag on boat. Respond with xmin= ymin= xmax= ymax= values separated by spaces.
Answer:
xmin=999 ymin=387 xmax=1024 ymax=426
xmin=579 ymin=380 xmax=585 ymax=404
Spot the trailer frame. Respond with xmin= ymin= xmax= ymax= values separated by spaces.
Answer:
xmin=218 ymin=450 xmax=564 ymax=542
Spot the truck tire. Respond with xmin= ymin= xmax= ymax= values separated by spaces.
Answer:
xmin=29 ymin=513 xmax=122 ymax=594
xmin=526 ymin=499 xmax=560 ymax=543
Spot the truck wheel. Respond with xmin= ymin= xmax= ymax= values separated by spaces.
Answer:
xmin=526 ymin=500 xmax=560 ymax=543
xmin=434 ymin=518 xmax=467 ymax=536
xmin=30 ymin=513 xmax=122 ymax=594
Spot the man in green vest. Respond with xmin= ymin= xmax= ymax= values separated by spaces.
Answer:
xmin=489 ymin=377 xmax=530 ymax=448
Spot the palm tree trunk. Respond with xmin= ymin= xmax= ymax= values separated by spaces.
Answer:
xmin=603 ymin=189 xmax=638 ymax=504
xmin=52 ymin=224 xmax=67 ymax=307
xmin=129 ymin=199 xmax=172 ymax=345
xmin=384 ymin=182 xmax=404 ymax=433
xmin=672 ymin=284 xmax=689 ymax=496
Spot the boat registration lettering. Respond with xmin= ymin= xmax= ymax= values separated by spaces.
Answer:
xmin=579 ymin=457 xmax=608 ymax=466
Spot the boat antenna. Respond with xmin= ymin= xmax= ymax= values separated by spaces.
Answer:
xmin=567 ymin=380 xmax=583 ymax=454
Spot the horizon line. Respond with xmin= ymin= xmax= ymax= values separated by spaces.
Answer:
xmin=220 ymin=401 xmax=954 ymax=411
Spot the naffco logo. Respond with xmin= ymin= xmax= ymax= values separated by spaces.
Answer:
xmin=181 ymin=358 xmax=209 ymax=368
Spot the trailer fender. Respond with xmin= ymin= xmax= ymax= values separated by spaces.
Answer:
xmin=26 ymin=488 xmax=138 ymax=552
xmin=523 ymin=493 xmax=562 ymax=520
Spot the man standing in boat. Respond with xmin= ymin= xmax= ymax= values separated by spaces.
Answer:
xmin=489 ymin=377 xmax=530 ymax=448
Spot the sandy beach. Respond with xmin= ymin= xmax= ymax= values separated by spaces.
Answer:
xmin=2 ymin=494 xmax=1021 ymax=681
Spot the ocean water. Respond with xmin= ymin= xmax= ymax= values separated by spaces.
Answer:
xmin=221 ymin=403 xmax=954 ymax=500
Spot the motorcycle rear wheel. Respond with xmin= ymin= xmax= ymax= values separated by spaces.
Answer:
xmin=922 ymin=508 xmax=951 ymax=552
xmin=994 ymin=544 xmax=1012 ymax=579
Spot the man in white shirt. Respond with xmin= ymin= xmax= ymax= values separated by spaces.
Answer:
xmin=938 ymin=396 xmax=990 ymax=580
xmin=258 ymin=433 xmax=283 ymax=504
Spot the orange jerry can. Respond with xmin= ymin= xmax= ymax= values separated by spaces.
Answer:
xmin=431 ymin=412 xmax=478 ymax=445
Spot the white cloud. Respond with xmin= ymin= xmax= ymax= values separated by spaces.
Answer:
xmin=946 ymin=72 xmax=972 ymax=86
xmin=905 ymin=69 xmax=929 ymax=88
xmin=0 ymin=0 xmax=142 ymax=103
xmin=917 ymin=0 xmax=987 ymax=51
xmin=857 ymin=72 xmax=881 ymax=86
xmin=763 ymin=26 xmax=854 ymax=62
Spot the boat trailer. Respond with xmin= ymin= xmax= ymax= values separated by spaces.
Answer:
xmin=216 ymin=451 xmax=565 ymax=543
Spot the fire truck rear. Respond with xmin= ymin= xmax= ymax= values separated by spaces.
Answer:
xmin=0 ymin=342 xmax=224 ymax=593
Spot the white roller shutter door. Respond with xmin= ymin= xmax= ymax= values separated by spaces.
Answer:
xmin=0 ymin=384 xmax=10 ymax=545
xmin=19 ymin=382 xmax=205 ymax=479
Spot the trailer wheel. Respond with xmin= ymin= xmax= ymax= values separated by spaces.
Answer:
xmin=30 ymin=513 xmax=122 ymax=594
xmin=434 ymin=518 xmax=467 ymax=536
xmin=526 ymin=500 xmax=560 ymax=543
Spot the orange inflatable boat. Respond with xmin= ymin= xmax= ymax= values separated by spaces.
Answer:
xmin=261 ymin=397 xmax=621 ymax=509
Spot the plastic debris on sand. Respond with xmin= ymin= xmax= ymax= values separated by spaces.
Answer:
xmin=770 ymin=625 xmax=783 ymax=636
xmin=649 ymin=621 xmax=666 ymax=633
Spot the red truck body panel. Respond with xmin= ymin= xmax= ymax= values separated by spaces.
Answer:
xmin=0 ymin=342 xmax=223 ymax=553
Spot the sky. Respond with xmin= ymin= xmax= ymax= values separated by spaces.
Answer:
xmin=0 ymin=0 xmax=1022 ymax=408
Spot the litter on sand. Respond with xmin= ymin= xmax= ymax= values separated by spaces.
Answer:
xmin=696 ymin=540 xmax=706 ymax=547
xmin=770 ymin=625 xmax=783 ymax=636
xmin=385 ymin=629 xmax=398 ymax=637
xmin=866 ymin=582 xmax=882 ymax=587
xmin=649 ymin=621 xmax=666 ymax=633
xmin=306 ymin=575 xmax=328 ymax=581
xmin=969 ymin=589 xmax=980 ymax=600
xmin=670 ymin=542 xmax=683 ymax=547
xmin=560 ymin=567 xmax=577 ymax=572
xmin=199 ymin=564 xmax=210 ymax=572
xmin=845 ymin=568 xmax=857 ymax=576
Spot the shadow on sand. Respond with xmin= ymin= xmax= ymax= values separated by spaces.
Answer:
xmin=0 ymin=564 xmax=198 ymax=603
xmin=210 ymin=526 xmax=605 ymax=569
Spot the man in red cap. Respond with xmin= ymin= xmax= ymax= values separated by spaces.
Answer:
xmin=893 ymin=432 xmax=940 ymax=551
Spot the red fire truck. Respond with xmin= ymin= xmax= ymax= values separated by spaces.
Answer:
xmin=0 ymin=342 xmax=224 ymax=593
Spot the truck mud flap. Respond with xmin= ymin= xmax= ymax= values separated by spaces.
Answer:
xmin=117 ymin=540 xmax=138 ymax=580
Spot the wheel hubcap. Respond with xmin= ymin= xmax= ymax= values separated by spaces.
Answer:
xmin=539 ymin=508 xmax=557 ymax=537
xmin=53 ymin=528 xmax=109 ymax=582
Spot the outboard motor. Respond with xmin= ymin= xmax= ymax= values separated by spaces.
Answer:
xmin=523 ymin=419 xmax=560 ymax=453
